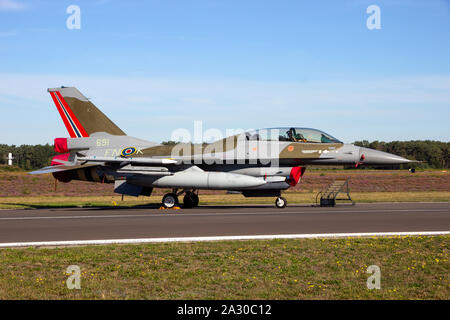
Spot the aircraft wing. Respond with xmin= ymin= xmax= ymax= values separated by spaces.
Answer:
xmin=29 ymin=156 xmax=178 ymax=175
xmin=29 ymin=163 xmax=98 ymax=175
xmin=77 ymin=156 xmax=179 ymax=165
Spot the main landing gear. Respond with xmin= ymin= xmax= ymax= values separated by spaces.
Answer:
xmin=161 ymin=189 xmax=199 ymax=208
xmin=183 ymin=191 xmax=199 ymax=208
xmin=162 ymin=193 xmax=179 ymax=208
xmin=162 ymin=190 xmax=286 ymax=209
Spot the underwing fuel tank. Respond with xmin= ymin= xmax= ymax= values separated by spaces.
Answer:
xmin=133 ymin=168 xmax=267 ymax=190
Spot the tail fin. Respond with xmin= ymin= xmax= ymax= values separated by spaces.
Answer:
xmin=48 ymin=87 xmax=126 ymax=137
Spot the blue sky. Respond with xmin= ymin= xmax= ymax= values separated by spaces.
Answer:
xmin=0 ymin=0 xmax=449 ymax=145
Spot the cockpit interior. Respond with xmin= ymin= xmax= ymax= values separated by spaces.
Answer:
xmin=246 ymin=127 xmax=342 ymax=144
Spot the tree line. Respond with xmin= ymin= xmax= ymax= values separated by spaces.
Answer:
xmin=0 ymin=140 xmax=448 ymax=170
xmin=0 ymin=144 xmax=55 ymax=170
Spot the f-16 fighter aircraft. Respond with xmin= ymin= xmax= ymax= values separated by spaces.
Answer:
xmin=31 ymin=87 xmax=412 ymax=208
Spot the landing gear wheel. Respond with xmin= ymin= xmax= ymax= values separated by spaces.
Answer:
xmin=191 ymin=193 xmax=199 ymax=207
xmin=162 ymin=193 xmax=179 ymax=208
xmin=183 ymin=192 xmax=199 ymax=208
xmin=275 ymin=197 xmax=287 ymax=209
xmin=183 ymin=192 xmax=194 ymax=208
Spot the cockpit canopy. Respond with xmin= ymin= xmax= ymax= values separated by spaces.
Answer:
xmin=246 ymin=127 xmax=342 ymax=144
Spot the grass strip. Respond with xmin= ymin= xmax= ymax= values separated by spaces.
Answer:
xmin=0 ymin=236 xmax=448 ymax=299
xmin=0 ymin=191 xmax=449 ymax=209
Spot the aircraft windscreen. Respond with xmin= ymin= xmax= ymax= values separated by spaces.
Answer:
xmin=246 ymin=127 xmax=342 ymax=143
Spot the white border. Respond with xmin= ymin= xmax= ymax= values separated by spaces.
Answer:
xmin=0 ymin=231 xmax=449 ymax=248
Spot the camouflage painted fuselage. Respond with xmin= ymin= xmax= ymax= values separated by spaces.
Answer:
xmin=34 ymin=87 xmax=411 ymax=199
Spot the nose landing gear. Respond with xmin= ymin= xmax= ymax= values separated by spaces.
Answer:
xmin=275 ymin=196 xmax=287 ymax=208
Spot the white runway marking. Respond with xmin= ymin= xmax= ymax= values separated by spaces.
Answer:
xmin=0 ymin=208 xmax=447 ymax=221
xmin=0 ymin=231 xmax=449 ymax=248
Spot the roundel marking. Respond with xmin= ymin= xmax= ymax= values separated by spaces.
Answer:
xmin=287 ymin=145 xmax=294 ymax=152
xmin=121 ymin=147 xmax=137 ymax=157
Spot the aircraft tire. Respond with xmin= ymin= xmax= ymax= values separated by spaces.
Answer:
xmin=275 ymin=196 xmax=287 ymax=209
xmin=183 ymin=192 xmax=195 ymax=209
xmin=162 ymin=193 xmax=179 ymax=208
xmin=183 ymin=191 xmax=199 ymax=208
xmin=191 ymin=193 xmax=199 ymax=207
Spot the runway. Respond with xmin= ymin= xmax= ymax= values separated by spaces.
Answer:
xmin=0 ymin=202 xmax=449 ymax=246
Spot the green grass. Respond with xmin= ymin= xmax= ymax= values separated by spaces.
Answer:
xmin=0 ymin=191 xmax=449 ymax=209
xmin=0 ymin=236 xmax=448 ymax=299
xmin=0 ymin=165 xmax=24 ymax=172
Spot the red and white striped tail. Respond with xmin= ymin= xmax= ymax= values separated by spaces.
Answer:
xmin=48 ymin=90 xmax=89 ymax=138
xmin=47 ymin=86 xmax=126 ymax=137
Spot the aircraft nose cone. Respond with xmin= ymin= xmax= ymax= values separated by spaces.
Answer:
xmin=359 ymin=147 xmax=411 ymax=165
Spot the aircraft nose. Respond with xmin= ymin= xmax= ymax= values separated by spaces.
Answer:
xmin=359 ymin=147 xmax=412 ymax=165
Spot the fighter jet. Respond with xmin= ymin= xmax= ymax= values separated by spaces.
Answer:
xmin=30 ymin=87 xmax=412 ymax=208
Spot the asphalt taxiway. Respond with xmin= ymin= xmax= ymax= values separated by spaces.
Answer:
xmin=0 ymin=202 xmax=449 ymax=246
